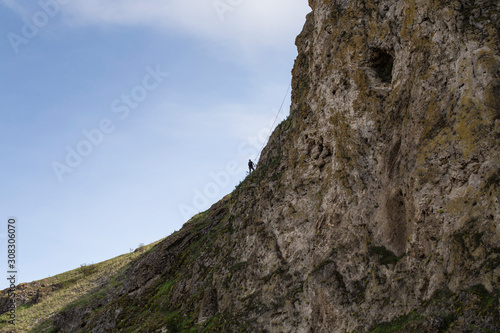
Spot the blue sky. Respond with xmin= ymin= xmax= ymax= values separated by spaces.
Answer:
xmin=0 ymin=0 xmax=310 ymax=288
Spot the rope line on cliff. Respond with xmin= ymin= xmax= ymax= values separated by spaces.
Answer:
xmin=254 ymin=83 xmax=291 ymax=164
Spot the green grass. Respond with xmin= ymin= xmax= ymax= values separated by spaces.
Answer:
xmin=369 ymin=312 xmax=422 ymax=333
xmin=0 ymin=240 xmax=162 ymax=333
xmin=26 ymin=200 xmax=237 ymax=332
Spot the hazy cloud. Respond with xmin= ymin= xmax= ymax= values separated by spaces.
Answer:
xmin=0 ymin=0 xmax=28 ymax=15
xmin=63 ymin=0 xmax=310 ymax=48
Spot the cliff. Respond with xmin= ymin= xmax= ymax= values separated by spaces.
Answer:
xmin=3 ymin=0 xmax=500 ymax=332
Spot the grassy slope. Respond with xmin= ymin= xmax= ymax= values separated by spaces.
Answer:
xmin=0 ymin=241 xmax=161 ymax=333
xmin=26 ymin=190 xmax=261 ymax=332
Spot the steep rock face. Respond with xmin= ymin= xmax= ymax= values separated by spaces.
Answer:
xmin=44 ymin=0 xmax=499 ymax=332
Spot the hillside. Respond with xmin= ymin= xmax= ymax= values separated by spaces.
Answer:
xmin=4 ymin=0 xmax=500 ymax=332
xmin=0 ymin=242 xmax=161 ymax=332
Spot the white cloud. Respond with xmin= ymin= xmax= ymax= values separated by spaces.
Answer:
xmin=63 ymin=0 xmax=310 ymax=48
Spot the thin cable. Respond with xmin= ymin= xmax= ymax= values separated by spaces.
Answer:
xmin=254 ymin=83 xmax=291 ymax=163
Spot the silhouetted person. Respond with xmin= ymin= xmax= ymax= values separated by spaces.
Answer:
xmin=248 ymin=159 xmax=255 ymax=173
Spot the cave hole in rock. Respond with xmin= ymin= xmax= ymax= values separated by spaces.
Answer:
xmin=370 ymin=48 xmax=394 ymax=83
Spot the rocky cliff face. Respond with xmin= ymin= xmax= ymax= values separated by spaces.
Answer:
xmin=36 ymin=0 xmax=500 ymax=332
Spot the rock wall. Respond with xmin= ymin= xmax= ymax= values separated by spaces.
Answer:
xmin=44 ymin=0 xmax=500 ymax=332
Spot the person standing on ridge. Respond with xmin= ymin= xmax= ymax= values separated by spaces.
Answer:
xmin=248 ymin=159 xmax=255 ymax=173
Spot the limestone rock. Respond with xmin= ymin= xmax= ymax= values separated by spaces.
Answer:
xmin=32 ymin=0 xmax=500 ymax=332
